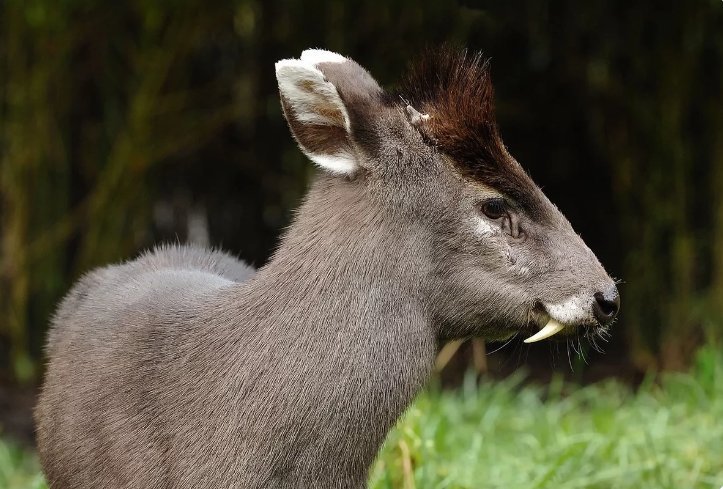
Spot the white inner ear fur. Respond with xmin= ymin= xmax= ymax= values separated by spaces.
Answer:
xmin=275 ymin=58 xmax=355 ymax=174
xmin=275 ymin=59 xmax=351 ymax=132
xmin=304 ymin=154 xmax=356 ymax=175
xmin=300 ymin=49 xmax=348 ymax=65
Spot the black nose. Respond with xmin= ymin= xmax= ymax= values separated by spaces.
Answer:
xmin=592 ymin=288 xmax=620 ymax=325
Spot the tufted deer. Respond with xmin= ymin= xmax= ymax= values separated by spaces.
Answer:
xmin=36 ymin=48 xmax=619 ymax=488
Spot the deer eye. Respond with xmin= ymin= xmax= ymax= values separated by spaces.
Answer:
xmin=480 ymin=198 xmax=507 ymax=220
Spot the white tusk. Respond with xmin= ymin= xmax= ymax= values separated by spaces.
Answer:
xmin=523 ymin=319 xmax=565 ymax=343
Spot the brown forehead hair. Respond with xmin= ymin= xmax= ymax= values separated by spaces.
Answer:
xmin=398 ymin=47 xmax=545 ymax=219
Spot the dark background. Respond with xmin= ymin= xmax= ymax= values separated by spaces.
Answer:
xmin=1 ymin=0 xmax=722 ymax=416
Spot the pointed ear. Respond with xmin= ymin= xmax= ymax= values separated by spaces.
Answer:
xmin=275 ymin=56 xmax=357 ymax=175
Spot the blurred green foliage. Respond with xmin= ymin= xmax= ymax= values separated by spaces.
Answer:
xmin=0 ymin=437 xmax=44 ymax=489
xmin=370 ymin=343 xmax=723 ymax=488
xmin=2 ymin=343 xmax=722 ymax=488
xmin=1 ymin=0 xmax=722 ymax=383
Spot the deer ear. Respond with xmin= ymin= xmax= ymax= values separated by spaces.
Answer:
xmin=275 ymin=56 xmax=357 ymax=175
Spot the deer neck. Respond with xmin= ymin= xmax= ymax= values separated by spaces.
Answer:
xmin=246 ymin=174 xmax=436 ymax=406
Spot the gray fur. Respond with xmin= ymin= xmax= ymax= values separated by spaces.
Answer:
xmin=36 ymin=49 xmax=618 ymax=488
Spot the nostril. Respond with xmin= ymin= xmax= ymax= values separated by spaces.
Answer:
xmin=592 ymin=290 xmax=620 ymax=324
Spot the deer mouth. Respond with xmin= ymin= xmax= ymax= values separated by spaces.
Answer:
xmin=523 ymin=302 xmax=599 ymax=343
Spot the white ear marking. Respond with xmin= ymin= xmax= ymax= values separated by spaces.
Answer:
xmin=300 ymin=49 xmax=348 ymax=65
xmin=275 ymin=58 xmax=351 ymax=132
xmin=275 ymin=57 xmax=356 ymax=175
xmin=306 ymin=154 xmax=356 ymax=174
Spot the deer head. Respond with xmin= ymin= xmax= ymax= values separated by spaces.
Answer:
xmin=275 ymin=47 xmax=619 ymax=345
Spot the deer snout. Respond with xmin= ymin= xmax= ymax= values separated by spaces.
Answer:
xmin=526 ymin=277 xmax=620 ymax=343
xmin=592 ymin=286 xmax=620 ymax=325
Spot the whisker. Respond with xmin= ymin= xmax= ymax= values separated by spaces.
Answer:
xmin=566 ymin=338 xmax=574 ymax=371
xmin=487 ymin=332 xmax=518 ymax=355
xmin=578 ymin=337 xmax=588 ymax=365
xmin=589 ymin=334 xmax=605 ymax=354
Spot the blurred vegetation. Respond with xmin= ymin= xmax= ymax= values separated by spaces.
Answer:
xmin=370 ymin=344 xmax=723 ymax=488
xmin=2 ymin=343 xmax=721 ymax=488
xmin=1 ymin=0 xmax=723 ymax=384
xmin=0 ymin=437 xmax=44 ymax=489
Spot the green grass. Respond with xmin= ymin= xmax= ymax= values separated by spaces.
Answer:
xmin=370 ymin=345 xmax=723 ymax=488
xmin=2 ymin=346 xmax=721 ymax=489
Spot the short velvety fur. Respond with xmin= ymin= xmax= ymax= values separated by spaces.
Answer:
xmin=36 ymin=48 xmax=618 ymax=489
